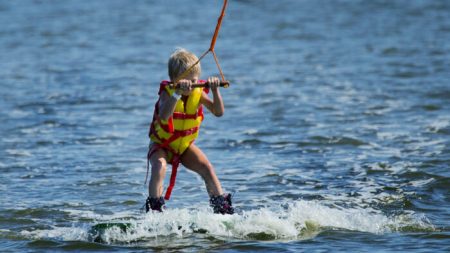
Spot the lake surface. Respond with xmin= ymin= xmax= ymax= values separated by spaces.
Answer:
xmin=1 ymin=0 xmax=449 ymax=252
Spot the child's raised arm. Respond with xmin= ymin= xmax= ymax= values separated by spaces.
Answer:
xmin=158 ymin=91 xmax=178 ymax=121
xmin=158 ymin=80 xmax=194 ymax=120
xmin=200 ymin=76 xmax=224 ymax=117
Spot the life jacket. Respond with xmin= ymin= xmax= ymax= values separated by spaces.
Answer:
xmin=146 ymin=80 xmax=209 ymax=200
xmin=149 ymin=80 xmax=207 ymax=154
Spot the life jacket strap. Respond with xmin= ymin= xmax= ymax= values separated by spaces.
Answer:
xmin=173 ymin=111 xmax=198 ymax=120
xmin=145 ymin=126 xmax=198 ymax=200
xmin=164 ymin=155 xmax=180 ymax=200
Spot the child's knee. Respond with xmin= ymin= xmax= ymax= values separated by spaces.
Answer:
xmin=151 ymin=158 xmax=167 ymax=173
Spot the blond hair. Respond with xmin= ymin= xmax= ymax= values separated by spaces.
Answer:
xmin=168 ymin=48 xmax=201 ymax=81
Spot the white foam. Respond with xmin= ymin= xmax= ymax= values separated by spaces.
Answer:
xmin=288 ymin=201 xmax=389 ymax=234
xmin=19 ymin=200 xmax=435 ymax=244
xmin=409 ymin=178 xmax=435 ymax=187
xmin=63 ymin=209 xmax=135 ymax=221
xmin=426 ymin=117 xmax=449 ymax=133
xmin=9 ymin=109 xmax=30 ymax=118
xmin=5 ymin=149 xmax=32 ymax=157
xmin=21 ymin=226 xmax=89 ymax=242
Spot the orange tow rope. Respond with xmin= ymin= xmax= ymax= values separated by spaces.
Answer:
xmin=173 ymin=0 xmax=229 ymax=84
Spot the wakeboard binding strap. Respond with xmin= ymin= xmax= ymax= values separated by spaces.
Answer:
xmin=145 ymin=196 xmax=165 ymax=213
xmin=210 ymin=193 xmax=234 ymax=215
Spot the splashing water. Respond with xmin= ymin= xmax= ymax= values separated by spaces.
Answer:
xmin=19 ymin=200 xmax=435 ymax=246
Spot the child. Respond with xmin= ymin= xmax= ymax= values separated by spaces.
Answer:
xmin=144 ymin=48 xmax=234 ymax=215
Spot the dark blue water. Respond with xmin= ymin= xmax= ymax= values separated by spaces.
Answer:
xmin=1 ymin=0 xmax=449 ymax=252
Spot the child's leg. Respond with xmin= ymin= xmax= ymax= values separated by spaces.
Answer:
xmin=144 ymin=147 xmax=168 ymax=212
xmin=149 ymin=148 xmax=168 ymax=198
xmin=180 ymin=143 xmax=223 ymax=196
xmin=181 ymin=144 xmax=234 ymax=214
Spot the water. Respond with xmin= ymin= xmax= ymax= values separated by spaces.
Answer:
xmin=1 ymin=0 xmax=449 ymax=252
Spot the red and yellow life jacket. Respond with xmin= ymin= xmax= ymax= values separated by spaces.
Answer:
xmin=149 ymin=80 xmax=207 ymax=155
xmin=147 ymin=80 xmax=208 ymax=200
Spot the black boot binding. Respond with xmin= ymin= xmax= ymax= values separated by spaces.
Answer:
xmin=144 ymin=196 xmax=165 ymax=213
xmin=210 ymin=193 xmax=234 ymax=214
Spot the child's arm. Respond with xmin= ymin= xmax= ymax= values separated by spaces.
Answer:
xmin=158 ymin=91 xmax=177 ymax=121
xmin=158 ymin=80 xmax=191 ymax=120
xmin=200 ymin=76 xmax=224 ymax=117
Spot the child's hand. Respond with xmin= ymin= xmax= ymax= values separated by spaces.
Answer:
xmin=208 ymin=76 xmax=220 ymax=91
xmin=175 ymin=79 xmax=192 ymax=95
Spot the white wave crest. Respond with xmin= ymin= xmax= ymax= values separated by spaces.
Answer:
xmin=20 ymin=200 xmax=435 ymax=244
